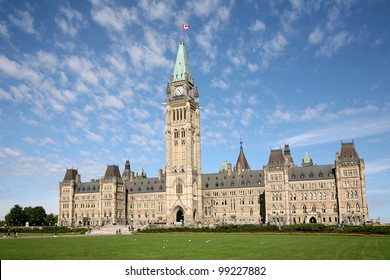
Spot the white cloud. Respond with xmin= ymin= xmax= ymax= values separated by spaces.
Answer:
xmin=249 ymin=20 xmax=266 ymax=32
xmin=284 ymin=116 xmax=390 ymax=148
xmin=66 ymin=55 xmax=99 ymax=86
xmin=23 ymin=137 xmax=56 ymax=146
xmin=261 ymin=33 xmax=288 ymax=67
xmin=103 ymin=94 xmax=124 ymax=109
xmin=0 ymin=88 xmax=12 ymax=101
xmin=0 ymin=148 xmax=23 ymax=158
xmin=56 ymin=6 xmax=86 ymax=37
xmin=8 ymin=9 xmax=37 ymax=35
xmin=241 ymin=108 xmax=256 ymax=127
xmin=139 ymin=0 xmax=173 ymax=21
xmin=84 ymin=129 xmax=104 ymax=143
xmin=189 ymin=0 xmax=222 ymax=17
xmin=131 ymin=107 xmax=150 ymax=119
xmin=211 ymin=78 xmax=229 ymax=90
xmin=90 ymin=3 xmax=138 ymax=32
xmin=308 ymin=27 xmax=324 ymax=45
xmin=0 ymin=55 xmax=41 ymax=85
xmin=366 ymin=158 xmax=390 ymax=175
xmin=0 ymin=21 xmax=10 ymax=39
xmin=316 ymin=31 xmax=352 ymax=57
xmin=248 ymin=64 xmax=259 ymax=72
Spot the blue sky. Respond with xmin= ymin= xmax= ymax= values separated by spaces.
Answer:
xmin=0 ymin=0 xmax=389 ymax=223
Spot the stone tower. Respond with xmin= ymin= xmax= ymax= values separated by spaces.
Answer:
xmin=165 ymin=39 xmax=202 ymax=224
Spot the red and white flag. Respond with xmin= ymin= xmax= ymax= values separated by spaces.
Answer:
xmin=181 ymin=24 xmax=190 ymax=29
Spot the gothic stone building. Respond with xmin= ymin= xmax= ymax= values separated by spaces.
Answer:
xmin=58 ymin=40 xmax=369 ymax=227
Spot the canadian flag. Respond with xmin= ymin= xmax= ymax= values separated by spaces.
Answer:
xmin=181 ymin=24 xmax=190 ymax=29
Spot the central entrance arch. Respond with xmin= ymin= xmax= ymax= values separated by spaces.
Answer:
xmin=309 ymin=216 xmax=317 ymax=223
xmin=176 ymin=208 xmax=184 ymax=223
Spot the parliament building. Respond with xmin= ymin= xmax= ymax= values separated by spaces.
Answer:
xmin=58 ymin=39 xmax=369 ymax=228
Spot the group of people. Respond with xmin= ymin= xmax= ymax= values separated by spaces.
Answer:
xmin=3 ymin=230 xmax=17 ymax=238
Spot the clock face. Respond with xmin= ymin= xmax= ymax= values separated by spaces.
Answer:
xmin=175 ymin=86 xmax=184 ymax=95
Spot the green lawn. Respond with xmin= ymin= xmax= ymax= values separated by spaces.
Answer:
xmin=1 ymin=233 xmax=389 ymax=260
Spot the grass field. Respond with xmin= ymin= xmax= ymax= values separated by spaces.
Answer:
xmin=1 ymin=232 xmax=389 ymax=260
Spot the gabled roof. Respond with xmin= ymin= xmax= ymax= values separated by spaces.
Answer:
xmin=172 ymin=39 xmax=193 ymax=83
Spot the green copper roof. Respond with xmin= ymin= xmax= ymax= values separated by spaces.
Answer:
xmin=219 ymin=160 xmax=229 ymax=172
xmin=303 ymin=152 xmax=312 ymax=163
xmin=172 ymin=39 xmax=193 ymax=83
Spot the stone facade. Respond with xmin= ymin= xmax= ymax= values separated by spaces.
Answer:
xmin=58 ymin=40 xmax=369 ymax=227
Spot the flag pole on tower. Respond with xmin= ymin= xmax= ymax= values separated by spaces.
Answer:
xmin=180 ymin=24 xmax=190 ymax=40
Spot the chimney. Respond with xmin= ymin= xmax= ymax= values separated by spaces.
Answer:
xmin=228 ymin=163 xmax=232 ymax=176
xmin=158 ymin=169 xmax=162 ymax=181
xmin=237 ymin=162 xmax=242 ymax=176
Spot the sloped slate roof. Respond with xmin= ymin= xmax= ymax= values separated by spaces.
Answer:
xmin=339 ymin=142 xmax=359 ymax=161
xmin=201 ymin=170 xmax=264 ymax=190
xmin=268 ymin=149 xmax=285 ymax=166
xmin=126 ymin=177 xmax=166 ymax=194
xmin=104 ymin=165 xmax=121 ymax=178
xmin=63 ymin=168 xmax=78 ymax=181
xmin=289 ymin=165 xmax=334 ymax=181
xmin=75 ymin=180 xmax=100 ymax=194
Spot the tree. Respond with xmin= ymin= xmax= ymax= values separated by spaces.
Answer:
xmin=45 ymin=213 xmax=58 ymax=226
xmin=5 ymin=204 xmax=26 ymax=226
xmin=24 ymin=206 xmax=46 ymax=226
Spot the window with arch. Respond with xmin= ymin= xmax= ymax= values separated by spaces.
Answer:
xmin=333 ymin=204 xmax=338 ymax=213
xmin=355 ymin=203 xmax=360 ymax=212
xmin=303 ymin=205 xmax=307 ymax=213
xmin=346 ymin=203 xmax=351 ymax=213
xmin=181 ymin=129 xmax=185 ymax=138
xmin=176 ymin=181 xmax=183 ymax=194
xmin=355 ymin=191 xmax=358 ymax=199
xmin=321 ymin=204 xmax=326 ymax=213
xmin=292 ymin=205 xmax=296 ymax=214
xmin=174 ymin=129 xmax=179 ymax=139
xmin=311 ymin=205 xmax=316 ymax=213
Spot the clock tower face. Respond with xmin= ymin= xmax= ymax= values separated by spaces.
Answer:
xmin=175 ymin=86 xmax=184 ymax=96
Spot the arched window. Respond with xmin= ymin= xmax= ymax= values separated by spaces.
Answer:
xmin=333 ymin=204 xmax=338 ymax=213
xmin=292 ymin=205 xmax=296 ymax=214
xmin=321 ymin=204 xmax=326 ymax=213
xmin=181 ymin=129 xmax=185 ymax=138
xmin=272 ymin=205 xmax=276 ymax=214
xmin=303 ymin=205 xmax=307 ymax=213
xmin=346 ymin=203 xmax=351 ymax=213
xmin=293 ymin=194 xmax=296 ymax=201
xmin=331 ymin=192 xmax=335 ymax=200
xmin=311 ymin=205 xmax=316 ymax=213
xmin=176 ymin=181 xmax=183 ymax=194
xmin=355 ymin=203 xmax=360 ymax=212
xmin=173 ymin=110 xmax=175 ymax=121
xmin=355 ymin=191 xmax=358 ymax=199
